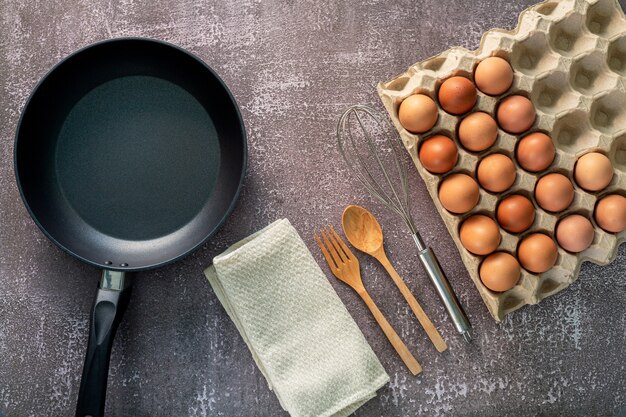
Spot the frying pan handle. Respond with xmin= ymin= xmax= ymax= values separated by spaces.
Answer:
xmin=76 ymin=271 xmax=132 ymax=417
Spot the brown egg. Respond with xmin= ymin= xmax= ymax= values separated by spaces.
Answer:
xmin=398 ymin=94 xmax=439 ymax=133
xmin=458 ymin=112 xmax=498 ymax=152
xmin=556 ymin=214 xmax=594 ymax=253
xmin=438 ymin=76 xmax=477 ymax=115
xmin=516 ymin=132 xmax=555 ymax=172
xmin=438 ymin=173 xmax=480 ymax=214
xmin=574 ymin=152 xmax=614 ymax=192
xmin=496 ymin=95 xmax=536 ymax=133
xmin=419 ymin=135 xmax=458 ymax=174
xmin=474 ymin=57 xmax=514 ymax=96
xmin=477 ymin=154 xmax=516 ymax=192
xmin=479 ymin=252 xmax=520 ymax=292
xmin=497 ymin=194 xmax=535 ymax=233
xmin=518 ymin=233 xmax=558 ymax=273
xmin=459 ymin=214 xmax=501 ymax=255
xmin=595 ymin=194 xmax=626 ymax=233
xmin=535 ymin=173 xmax=574 ymax=212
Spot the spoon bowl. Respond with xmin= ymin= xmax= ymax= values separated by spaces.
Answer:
xmin=342 ymin=205 xmax=384 ymax=255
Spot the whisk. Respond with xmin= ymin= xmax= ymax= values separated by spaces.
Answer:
xmin=337 ymin=104 xmax=472 ymax=342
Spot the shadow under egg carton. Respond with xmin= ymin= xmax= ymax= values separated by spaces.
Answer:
xmin=377 ymin=0 xmax=626 ymax=321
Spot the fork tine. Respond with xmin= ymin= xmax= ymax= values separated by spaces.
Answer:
xmin=320 ymin=229 xmax=344 ymax=267
xmin=324 ymin=226 xmax=348 ymax=263
xmin=314 ymin=233 xmax=338 ymax=272
xmin=328 ymin=225 xmax=353 ymax=260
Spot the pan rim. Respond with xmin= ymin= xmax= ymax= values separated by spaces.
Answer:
xmin=13 ymin=36 xmax=248 ymax=272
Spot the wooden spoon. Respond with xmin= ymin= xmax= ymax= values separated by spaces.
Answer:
xmin=342 ymin=205 xmax=448 ymax=352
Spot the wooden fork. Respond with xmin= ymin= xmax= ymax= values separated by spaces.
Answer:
xmin=315 ymin=226 xmax=422 ymax=375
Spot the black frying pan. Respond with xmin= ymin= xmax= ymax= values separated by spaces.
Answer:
xmin=14 ymin=38 xmax=246 ymax=416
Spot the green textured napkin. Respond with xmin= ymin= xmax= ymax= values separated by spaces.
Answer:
xmin=205 ymin=219 xmax=389 ymax=417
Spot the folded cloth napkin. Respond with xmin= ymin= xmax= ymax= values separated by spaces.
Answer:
xmin=205 ymin=219 xmax=389 ymax=417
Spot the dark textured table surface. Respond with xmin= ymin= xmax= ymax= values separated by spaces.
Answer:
xmin=1 ymin=1 xmax=625 ymax=416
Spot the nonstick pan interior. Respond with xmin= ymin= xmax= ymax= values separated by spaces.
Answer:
xmin=15 ymin=39 xmax=246 ymax=270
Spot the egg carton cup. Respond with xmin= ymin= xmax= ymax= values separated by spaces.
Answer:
xmin=377 ymin=0 xmax=626 ymax=321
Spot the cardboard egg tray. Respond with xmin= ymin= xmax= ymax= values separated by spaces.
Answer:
xmin=377 ymin=0 xmax=626 ymax=321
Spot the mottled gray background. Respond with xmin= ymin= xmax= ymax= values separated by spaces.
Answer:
xmin=1 ymin=1 xmax=625 ymax=416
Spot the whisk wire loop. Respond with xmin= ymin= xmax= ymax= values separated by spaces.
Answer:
xmin=337 ymin=104 xmax=418 ymax=236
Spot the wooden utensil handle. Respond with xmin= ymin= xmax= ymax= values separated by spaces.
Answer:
xmin=359 ymin=290 xmax=422 ymax=375
xmin=377 ymin=252 xmax=448 ymax=353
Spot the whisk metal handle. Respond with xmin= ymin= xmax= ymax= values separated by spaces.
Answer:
xmin=412 ymin=234 xmax=472 ymax=342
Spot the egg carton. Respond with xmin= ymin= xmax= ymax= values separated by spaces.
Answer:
xmin=377 ymin=0 xmax=626 ymax=321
